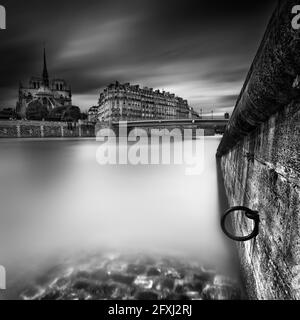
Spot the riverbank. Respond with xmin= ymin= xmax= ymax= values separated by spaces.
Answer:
xmin=0 ymin=120 xmax=96 ymax=138
xmin=0 ymin=120 xmax=220 ymax=139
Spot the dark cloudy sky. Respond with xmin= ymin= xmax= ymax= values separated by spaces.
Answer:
xmin=0 ymin=0 xmax=276 ymax=113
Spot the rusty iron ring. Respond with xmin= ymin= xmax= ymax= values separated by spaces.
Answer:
xmin=221 ymin=206 xmax=260 ymax=242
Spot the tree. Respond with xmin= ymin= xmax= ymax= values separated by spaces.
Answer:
xmin=62 ymin=106 xmax=81 ymax=122
xmin=48 ymin=106 xmax=66 ymax=121
xmin=80 ymin=111 xmax=88 ymax=120
xmin=0 ymin=108 xmax=15 ymax=119
xmin=26 ymin=101 xmax=49 ymax=120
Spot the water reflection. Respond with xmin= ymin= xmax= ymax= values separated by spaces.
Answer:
xmin=0 ymin=137 xmax=241 ymax=299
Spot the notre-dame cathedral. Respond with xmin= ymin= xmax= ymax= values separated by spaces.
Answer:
xmin=17 ymin=49 xmax=72 ymax=118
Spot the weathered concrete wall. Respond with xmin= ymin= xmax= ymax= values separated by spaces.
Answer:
xmin=217 ymin=0 xmax=300 ymax=157
xmin=218 ymin=0 xmax=300 ymax=300
xmin=220 ymin=102 xmax=300 ymax=299
xmin=0 ymin=120 xmax=95 ymax=138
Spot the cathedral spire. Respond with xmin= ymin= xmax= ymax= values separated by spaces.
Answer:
xmin=42 ymin=46 xmax=49 ymax=87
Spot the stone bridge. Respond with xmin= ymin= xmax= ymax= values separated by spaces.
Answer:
xmin=97 ymin=119 xmax=228 ymax=136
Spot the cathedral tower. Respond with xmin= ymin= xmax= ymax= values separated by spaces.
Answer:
xmin=42 ymin=47 xmax=49 ymax=87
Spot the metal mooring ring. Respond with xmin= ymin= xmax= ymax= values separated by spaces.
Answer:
xmin=221 ymin=206 xmax=260 ymax=242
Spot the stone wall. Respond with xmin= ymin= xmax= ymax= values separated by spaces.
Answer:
xmin=217 ymin=0 xmax=300 ymax=299
xmin=0 ymin=120 xmax=95 ymax=138
xmin=220 ymin=101 xmax=300 ymax=299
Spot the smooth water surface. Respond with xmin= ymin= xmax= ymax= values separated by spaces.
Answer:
xmin=0 ymin=137 xmax=241 ymax=299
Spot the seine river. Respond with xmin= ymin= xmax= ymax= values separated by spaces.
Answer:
xmin=0 ymin=137 xmax=243 ymax=300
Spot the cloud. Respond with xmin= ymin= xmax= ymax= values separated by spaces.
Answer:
xmin=0 ymin=0 xmax=276 ymax=111
xmin=58 ymin=17 xmax=136 ymax=61
xmin=72 ymin=92 xmax=99 ymax=110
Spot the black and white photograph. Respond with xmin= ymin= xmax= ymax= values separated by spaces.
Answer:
xmin=0 ymin=0 xmax=299 ymax=311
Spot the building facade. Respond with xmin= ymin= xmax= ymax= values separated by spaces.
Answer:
xmin=88 ymin=106 xmax=99 ymax=122
xmin=17 ymin=49 xmax=72 ymax=118
xmin=97 ymin=82 xmax=198 ymax=122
